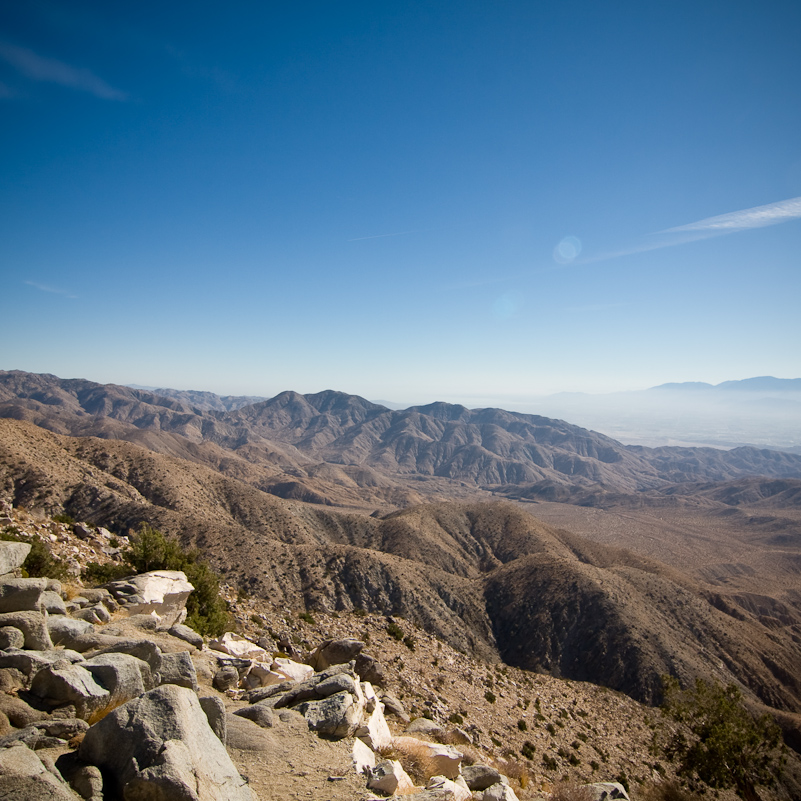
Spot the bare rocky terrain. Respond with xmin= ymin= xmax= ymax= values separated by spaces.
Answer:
xmin=1 ymin=370 xmax=801 ymax=798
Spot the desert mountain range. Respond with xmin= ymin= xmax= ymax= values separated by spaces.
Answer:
xmin=1 ymin=369 xmax=801 ymax=743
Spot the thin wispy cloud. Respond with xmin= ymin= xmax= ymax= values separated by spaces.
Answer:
xmin=0 ymin=42 xmax=126 ymax=100
xmin=25 ymin=281 xmax=78 ymax=299
xmin=577 ymin=195 xmax=801 ymax=265
xmin=663 ymin=196 xmax=801 ymax=234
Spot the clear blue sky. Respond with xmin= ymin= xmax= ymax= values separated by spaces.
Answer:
xmin=2 ymin=1 xmax=800 ymax=404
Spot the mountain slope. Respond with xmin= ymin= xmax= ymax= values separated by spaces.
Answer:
xmin=3 ymin=371 xmax=801 ymax=501
xmin=2 ymin=416 xmax=801 ymax=714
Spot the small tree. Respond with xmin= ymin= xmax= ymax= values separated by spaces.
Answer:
xmin=657 ymin=676 xmax=785 ymax=801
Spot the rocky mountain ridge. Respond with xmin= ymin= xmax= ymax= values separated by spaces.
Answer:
xmin=3 ymin=371 xmax=801 ymax=504
xmin=2 ymin=418 xmax=801 ymax=727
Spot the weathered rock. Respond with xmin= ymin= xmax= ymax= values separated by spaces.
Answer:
xmin=307 ymin=638 xmax=364 ymax=671
xmin=352 ymin=737 xmax=376 ymax=775
xmin=296 ymin=689 xmax=365 ymax=738
xmin=381 ymin=692 xmax=411 ymax=723
xmin=583 ymin=782 xmax=631 ymax=801
xmin=0 ymin=625 xmax=24 ymax=650
xmin=209 ymin=631 xmax=267 ymax=660
xmin=426 ymin=775 xmax=472 ymax=801
xmin=356 ymin=702 xmax=393 ymax=750
xmin=82 ymin=652 xmax=152 ymax=707
xmin=0 ymin=647 xmax=84 ymax=677
xmin=0 ymin=742 xmax=78 ymax=800
xmin=79 ymin=684 xmax=255 ymax=800
xmin=46 ymin=617 xmax=94 ymax=648
xmin=242 ymin=680 xmax=295 ymax=704
xmin=28 ymin=662 xmax=111 ymax=720
xmin=367 ymin=759 xmax=415 ymax=794
xmin=213 ymin=664 xmax=240 ymax=692
xmin=355 ymin=653 xmax=386 ymax=686
xmin=69 ymin=765 xmax=103 ymax=801
xmin=271 ymin=665 xmax=352 ymax=709
xmin=157 ymin=651 xmax=198 ymax=691
xmin=483 ymin=783 xmax=520 ymax=801
xmin=0 ymin=578 xmax=47 ymax=614
xmin=0 ymin=693 xmax=46 ymax=727
xmin=168 ymin=623 xmax=203 ymax=649
xmin=224 ymin=713 xmax=274 ymax=751
xmin=0 ymin=611 xmax=53 ymax=650
xmin=91 ymin=638 xmax=163 ymax=675
xmin=199 ymin=695 xmax=227 ymax=744
xmin=461 ymin=764 xmax=502 ymax=791
xmin=242 ymin=662 xmax=290 ymax=690
xmin=103 ymin=570 xmax=194 ymax=627
xmin=40 ymin=591 xmax=67 ymax=616
xmin=406 ymin=716 xmax=447 ymax=741
xmin=233 ymin=703 xmax=274 ymax=728
xmin=272 ymin=656 xmax=314 ymax=682
xmin=0 ymin=725 xmax=66 ymax=749
xmin=73 ymin=523 xmax=93 ymax=540
xmin=0 ymin=542 xmax=31 ymax=576
xmin=393 ymin=736 xmax=463 ymax=779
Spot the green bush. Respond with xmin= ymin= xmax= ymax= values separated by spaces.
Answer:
xmin=83 ymin=523 xmax=230 ymax=637
xmin=521 ymin=740 xmax=536 ymax=759
xmin=657 ymin=676 xmax=785 ymax=799
xmin=517 ymin=719 xmax=528 ymax=731
xmin=386 ymin=621 xmax=404 ymax=640
xmin=298 ymin=611 xmax=316 ymax=624
xmin=484 ymin=690 xmax=496 ymax=704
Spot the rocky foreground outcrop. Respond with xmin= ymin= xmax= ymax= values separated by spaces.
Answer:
xmin=0 ymin=514 xmax=635 ymax=801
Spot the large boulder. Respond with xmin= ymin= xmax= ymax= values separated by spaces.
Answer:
xmin=426 ymin=775 xmax=472 ymax=801
xmin=295 ymin=690 xmax=365 ymax=738
xmin=462 ymin=764 xmax=503 ymax=791
xmin=307 ymin=638 xmax=364 ymax=671
xmin=0 ymin=542 xmax=31 ymax=577
xmin=367 ymin=759 xmax=415 ymax=794
xmin=28 ymin=662 xmax=110 ymax=721
xmin=356 ymin=702 xmax=392 ymax=750
xmin=82 ymin=653 xmax=153 ymax=706
xmin=79 ymin=684 xmax=255 ymax=800
xmin=209 ymin=632 xmax=267 ymax=660
xmin=483 ymin=784 xmax=520 ymax=801
xmin=103 ymin=571 xmax=194 ymax=628
xmin=0 ymin=611 xmax=53 ymax=650
xmin=0 ymin=742 xmax=78 ymax=800
xmin=0 ymin=578 xmax=47 ymax=614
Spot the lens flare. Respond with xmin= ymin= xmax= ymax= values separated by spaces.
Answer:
xmin=553 ymin=235 xmax=582 ymax=264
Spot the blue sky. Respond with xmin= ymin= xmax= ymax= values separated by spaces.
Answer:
xmin=1 ymin=1 xmax=800 ymax=404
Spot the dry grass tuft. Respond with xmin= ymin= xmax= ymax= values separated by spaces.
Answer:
xmin=548 ymin=782 xmax=594 ymax=801
xmin=639 ymin=781 xmax=703 ymax=801
xmin=494 ymin=756 xmax=531 ymax=790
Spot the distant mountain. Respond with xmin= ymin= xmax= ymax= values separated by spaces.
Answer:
xmin=650 ymin=376 xmax=801 ymax=392
xmin=2 ymin=371 xmax=801 ymax=503
xmin=129 ymin=386 xmax=268 ymax=412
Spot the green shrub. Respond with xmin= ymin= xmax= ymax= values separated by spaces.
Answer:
xmin=403 ymin=634 xmax=416 ymax=651
xmin=517 ymin=719 xmax=528 ymax=731
xmin=448 ymin=712 xmax=463 ymax=725
xmin=542 ymin=754 xmax=557 ymax=771
xmin=299 ymin=611 xmax=316 ymax=624
xmin=52 ymin=514 xmax=74 ymax=525
xmin=386 ymin=621 xmax=404 ymax=640
xmin=83 ymin=523 xmax=230 ymax=637
xmin=484 ymin=690 xmax=496 ymax=704
xmin=521 ymin=740 xmax=536 ymax=759
xmin=657 ymin=676 xmax=785 ymax=799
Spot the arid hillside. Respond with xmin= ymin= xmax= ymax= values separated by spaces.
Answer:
xmin=2 ymin=417 xmax=801 ymax=727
